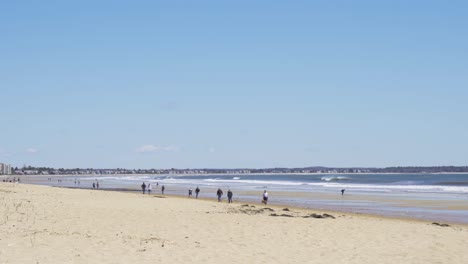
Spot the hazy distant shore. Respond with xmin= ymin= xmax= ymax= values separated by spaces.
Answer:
xmin=9 ymin=171 xmax=468 ymax=177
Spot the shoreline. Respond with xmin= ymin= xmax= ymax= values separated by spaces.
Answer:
xmin=3 ymin=182 xmax=468 ymax=228
xmin=51 ymin=184 xmax=468 ymax=227
xmin=5 ymin=173 xmax=468 ymax=225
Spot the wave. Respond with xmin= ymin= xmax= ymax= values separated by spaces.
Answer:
xmin=307 ymin=182 xmax=468 ymax=194
xmin=321 ymin=176 xmax=350 ymax=182
xmin=391 ymin=181 xmax=423 ymax=185
xmin=90 ymin=176 xmax=153 ymax=181
xmin=433 ymin=181 xmax=468 ymax=186
xmin=202 ymin=178 xmax=306 ymax=186
xmin=79 ymin=175 xmax=468 ymax=194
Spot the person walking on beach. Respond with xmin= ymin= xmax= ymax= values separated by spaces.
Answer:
xmin=148 ymin=183 xmax=152 ymax=195
xmin=92 ymin=182 xmax=95 ymax=189
xmin=141 ymin=182 xmax=147 ymax=194
xmin=227 ymin=189 xmax=233 ymax=203
xmin=188 ymin=187 xmax=193 ymax=198
xmin=195 ymin=186 xmax=200 ymax=199
xmin=161 ymin=185 xmax=165 ymax=195
xmin=96 ymin=181 xmax=99 ymax=189
xmin=216 ymin=188 xmax=223 ymax=202
xmin=262 ymin=190 xmax=268 ymax=204
xmin=341 ymin=189 xmax=345 ymax=196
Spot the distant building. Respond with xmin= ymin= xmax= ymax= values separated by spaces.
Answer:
xmin=0 ymin=163 xmax=12 ymax=175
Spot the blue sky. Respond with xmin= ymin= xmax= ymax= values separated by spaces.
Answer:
xmin=1 ymin=1 xmax=467 ymax=169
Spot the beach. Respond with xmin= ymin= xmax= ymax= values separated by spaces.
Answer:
xmin=6 ymin=173 xmax=468 ymax=224
xmin=1 ymin=183 xmax=467 ymax=263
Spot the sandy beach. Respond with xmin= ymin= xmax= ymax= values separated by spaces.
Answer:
xmin=1 ymin=183 xmax=467 ymax=264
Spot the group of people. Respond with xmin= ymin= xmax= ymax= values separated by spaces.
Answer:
xmin=215 ymin=188 xmax=267 ymax=204
xmin=92 ymin=180 xmax=100 ymax=189
xmin=139 ymin=184 xmax=270 ymax=205
xmin=141 ymin=182 xmax=164 ymax=195
xmin=188 ymin=186 xmax=201 ymax=198
xmin=1 ymin=177 xmax=20 ymax=183
xmin=215 ymin=188 xmax=234 ymax=203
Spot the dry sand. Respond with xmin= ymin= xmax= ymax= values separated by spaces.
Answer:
xmin=1 ymin=183 xmax=467 ymax=264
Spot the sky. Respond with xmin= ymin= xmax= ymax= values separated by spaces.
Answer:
xmin=1 ymin=0 xmax=467 ymax=169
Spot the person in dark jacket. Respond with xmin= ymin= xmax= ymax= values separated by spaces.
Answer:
xmin=227 ymin=189 xmax=233 ymax=203
xmin=216 ymin=188 xmax=223 ymax=202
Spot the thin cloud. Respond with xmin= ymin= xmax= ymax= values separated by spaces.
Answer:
xmin=209 ymin=147 xmax=216 ymax=153
xmin=135 ymin=144 xmax=179 ymax=153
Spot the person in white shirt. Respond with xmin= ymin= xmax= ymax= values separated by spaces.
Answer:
xmin=262 ymin=190 xmax=268 ymax=204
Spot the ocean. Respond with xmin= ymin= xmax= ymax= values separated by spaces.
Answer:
xmin=9 ymin=173 xmax=468 ymax=224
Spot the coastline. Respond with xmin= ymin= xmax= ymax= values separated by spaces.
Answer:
xmin=2 ymin=182 xmax=468 ymax=263
xmin=4 ymin=174 xmax=468 ymax=225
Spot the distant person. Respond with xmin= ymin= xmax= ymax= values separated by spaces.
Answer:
xmin=341 ymin=189 xmax=345 ymax=196
xmin=161 ymin=185 xmax=165 ymax=195
xmin=141 ymin=182 xmax=147 ymax=194
xmin=216 ymin=188 xmax=223 ymax=202
xmin=148 ymin=183 xmax=152 ymax=195
xmin=92 ymin=182 xmax=96 ymax=189
xmin=188 ymin=187 xmax=193 ymax=198
xmin=96 ymin=181 xmax=99 ymax=189
xmin=195 ymin=187 xmax=200 ymax=199
xmin=156 ymin=182 xmax=159 ymax=186
xmin=262 ymin=190 xmax=268 ymax=204
xmin=227 ymin=189 xmax=233 ymax=203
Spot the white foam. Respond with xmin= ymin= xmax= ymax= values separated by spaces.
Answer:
xmin=321 ymin=176 xmax=350 ymax=182
xmin=202 ymin=178 xmax=306 ymax=186
xmin=307 ymin=182 xmax=468 ymax=194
